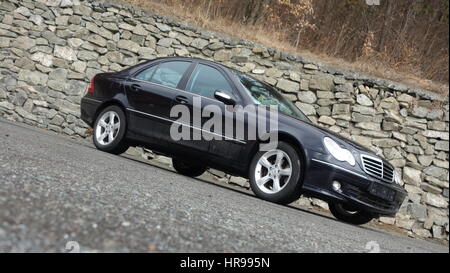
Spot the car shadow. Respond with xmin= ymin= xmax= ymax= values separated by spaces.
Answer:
xmin=119 ymin=153 xmax=343 ymax=222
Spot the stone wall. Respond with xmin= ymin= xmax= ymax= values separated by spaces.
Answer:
xmin=0 ymin=0 xmax=448 ymax=241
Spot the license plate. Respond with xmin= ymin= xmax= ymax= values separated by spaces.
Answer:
xmin=370 ymin=183 xmax=396 ymax=201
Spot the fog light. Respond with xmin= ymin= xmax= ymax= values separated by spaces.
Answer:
xmin=332 ymin=181 xmax=341 ymax=192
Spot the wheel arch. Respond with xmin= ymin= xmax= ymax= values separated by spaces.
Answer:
xmin=247 ymin=131 xmax=308 ymax=178
xmin=94 ymin=99 xmax=128 ymax=123
xmin=92 ymin=99 xmax=130 ymax=138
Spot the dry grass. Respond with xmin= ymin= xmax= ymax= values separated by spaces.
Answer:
xmin=121 ymin=0 xmax=449 ymax=96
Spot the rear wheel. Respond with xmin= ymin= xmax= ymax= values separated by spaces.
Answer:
xmin=328 ymin=202 xmax=374 ymax=225
xmin=93 ymin=105 xmax=129 ymax=155
xmin=172 ymin=158 xmax=208 ymax=177
xmin=249 ymin=141 xmax=303 ymax=205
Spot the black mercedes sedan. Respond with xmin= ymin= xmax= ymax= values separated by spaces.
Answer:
xmin=80 ymin=57 xmax=407 ymax=225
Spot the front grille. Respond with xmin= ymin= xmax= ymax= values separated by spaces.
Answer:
xmin=361 ymin=154 xmax=394 ymax=183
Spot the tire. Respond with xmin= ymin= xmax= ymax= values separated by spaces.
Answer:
xmin=328 ymin=202 xmax=374 ymax=225
xmin=172 ymin=158 xmax=207 ymax=177
xmin=249 ymin=141 xmax=303 ymax=205
xmin=92 ymin=105 xmax=129 ymax=155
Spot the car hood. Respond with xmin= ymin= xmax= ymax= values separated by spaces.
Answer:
xmin=290 ymin=115 xmax=383 ymax=158
xmin=316 ymin=121 xmax=392 ymax=160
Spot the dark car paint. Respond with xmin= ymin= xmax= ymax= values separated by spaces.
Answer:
xmin=80 ymin=57 xmax=407 ymax=217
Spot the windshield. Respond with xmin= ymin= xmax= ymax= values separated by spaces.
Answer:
xmin=233 ymin=71 xmax=311 ymax=123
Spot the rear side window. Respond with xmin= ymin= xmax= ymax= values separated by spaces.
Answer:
xmin=186 ymin=64 xmax=233 ymax=98
xmin=136 ymin=61 xmax=191 ymax=88
xmin=136 ymin=65 xmax=157 ymax=82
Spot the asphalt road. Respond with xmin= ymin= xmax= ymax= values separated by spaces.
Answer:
xmin=0 ymin=119 xmax=447 ymax=253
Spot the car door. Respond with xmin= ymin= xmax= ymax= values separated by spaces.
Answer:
xmin=125 ymin=60 xmax=194 ymax=143
xmin=168 ymin=62 xmax=246 ymax=163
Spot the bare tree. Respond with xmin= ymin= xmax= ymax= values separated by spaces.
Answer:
xmin=377 ymin=0 xmax=393 ymax=52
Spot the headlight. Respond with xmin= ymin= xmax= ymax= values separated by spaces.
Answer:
xmin=323 ymin=137 xmax=356 ymax=166
xmin=393 ymin=170 xmax=402 ymax=185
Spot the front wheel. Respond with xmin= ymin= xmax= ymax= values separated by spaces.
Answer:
xmin=249 ymin=141 xmax=303 ymax=205
xmin=172 ymin=158 xmax=208 ymax=177
xmin=93 ymin=105 xmax=129 ymax=155
xmin=328 ymin=202 xmax=374 ymax=225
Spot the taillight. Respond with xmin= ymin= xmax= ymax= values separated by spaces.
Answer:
xmin=87 ymin=77 xmax=95 ymax=94
xmin=83 ymin=77 xmax=95 ymax=96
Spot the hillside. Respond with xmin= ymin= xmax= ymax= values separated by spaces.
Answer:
xmin=123 ymin=0 xmax=449 ymax=95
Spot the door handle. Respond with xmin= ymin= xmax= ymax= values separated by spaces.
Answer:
xmin=130 ymin=84 xmax=142 ymax=92
xmin=175 ymin=95 xmax=188 ymax=104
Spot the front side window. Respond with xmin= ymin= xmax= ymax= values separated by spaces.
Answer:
xmin=136 ymin=61 xmax=191 ymax=88
xmin=233 ymin=71 xmax=311 ymax=123
xmin=186 ymin=64 xmax=233 ymax=99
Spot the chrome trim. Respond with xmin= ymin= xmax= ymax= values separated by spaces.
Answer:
xmin=311 ymin=159 xmax=369 ymax=180
xmin=126 ymin=108 xmax=246 ymax=144
xmin=360 ymin=154 xmax=394 ymax=183
xmin=82 ymin=97 xmax=102 ymax=104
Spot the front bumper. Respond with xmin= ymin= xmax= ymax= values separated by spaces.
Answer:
xmin=302 ymin=153 xmax=407 ymax=217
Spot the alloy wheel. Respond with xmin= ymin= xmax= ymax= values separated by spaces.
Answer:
xmin=254 ymin=149 xmax=293 ymax=194
xmin=95 ymin=111 xmax=120 ymax=145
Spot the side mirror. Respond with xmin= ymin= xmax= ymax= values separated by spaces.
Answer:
xmin=214 ymin=90 xmax=236 ymax=105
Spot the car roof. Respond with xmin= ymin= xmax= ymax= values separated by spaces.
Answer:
xmin=117 ymin=56 xmax=231 ymax=77
xmin=151 ymin=56 xmax=230 ymax=70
